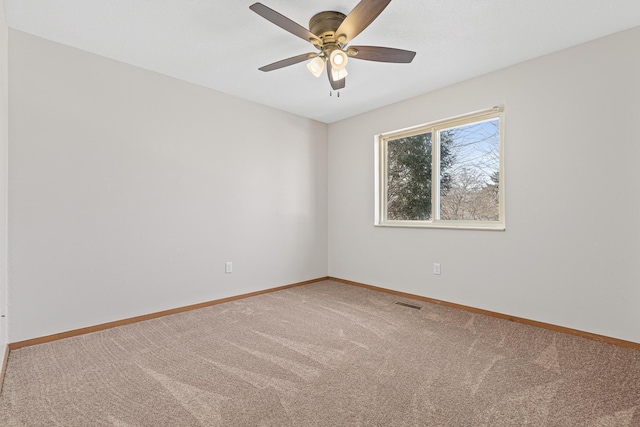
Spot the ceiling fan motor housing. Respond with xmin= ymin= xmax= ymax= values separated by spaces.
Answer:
xmin=309 ymin=11 xmax=347 ymax=45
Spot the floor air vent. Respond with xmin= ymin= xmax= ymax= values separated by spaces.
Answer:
xmin=395 ymin=302 xmax=422 ymax=310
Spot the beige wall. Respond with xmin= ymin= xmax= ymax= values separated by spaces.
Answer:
xmin=328 ymin=26 xmax=640 ymax=343
xmin=0 ymin=0 xmax=9 ymax=355
xmin=8 ymin=30 xmax=328 ymax=342
xmin=5 ymin=21 xmax=640 ymax=345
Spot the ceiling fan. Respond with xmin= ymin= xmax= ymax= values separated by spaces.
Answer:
xmin=249 ymin=0 xmax=416 ymax=91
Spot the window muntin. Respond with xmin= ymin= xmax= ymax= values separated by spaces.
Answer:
xmin=377 ymin=107 xmax=504 ymax=230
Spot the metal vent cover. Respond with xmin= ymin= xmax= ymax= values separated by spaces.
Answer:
xmin=395 ymin=302 xmax=422 ymax=310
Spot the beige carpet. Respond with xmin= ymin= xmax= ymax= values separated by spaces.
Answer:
xmin=1 ymin=280 xmax=639 ymax=426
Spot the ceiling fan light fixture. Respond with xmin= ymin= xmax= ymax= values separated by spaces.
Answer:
xmin=329 ymin=49 xmax=348 ymax=70
xmin=331 ymin=66 xmax=348 ymax=81
xmin=307 ymin=56 xmax=325 ymax=77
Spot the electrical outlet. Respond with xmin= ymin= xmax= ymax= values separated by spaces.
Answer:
xmin=225 ymin=262 xmax=233 ymax=274
xmin=433 ymin=263 xmax=441 ymax=275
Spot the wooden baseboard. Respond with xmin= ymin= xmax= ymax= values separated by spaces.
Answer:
xmin=8 ymin=277 xmax=330 ymax=350
xmin=329 ymin=277 xmax=640 ymax=351
xmin=8 ymin=275 xmax=639 ymax=352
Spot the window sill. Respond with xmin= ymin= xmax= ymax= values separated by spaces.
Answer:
xmin=375 ymin=221 xmax=505 ymax=231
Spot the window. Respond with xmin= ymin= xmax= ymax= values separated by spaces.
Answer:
xmin=375 ymin=107 xmax=504 ymax=230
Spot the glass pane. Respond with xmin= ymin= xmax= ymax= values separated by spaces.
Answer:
xmin=386 ymin=132 xmax=433 ymax=221
xmin=439 ymin=118 xmax=500 ymax=221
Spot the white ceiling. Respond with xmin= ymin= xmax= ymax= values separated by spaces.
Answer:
xmin=4 ymin=1 xmax=640 ymax=123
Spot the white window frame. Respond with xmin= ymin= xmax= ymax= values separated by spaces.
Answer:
xmin=375 ymin=106 xmax=505 ymax=230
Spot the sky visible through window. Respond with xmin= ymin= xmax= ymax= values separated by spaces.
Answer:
xmin=443 ymin=118 xmax=499 ymax=187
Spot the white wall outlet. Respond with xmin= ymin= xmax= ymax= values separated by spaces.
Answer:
xmin=225 ymin=262 xmax=232 ymax=274
xmin=433 ymin=263 xmax=441 ymax=275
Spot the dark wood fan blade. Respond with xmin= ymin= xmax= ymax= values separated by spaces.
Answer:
xmin=259 ymin=53 xmax=317 ymax=72
xmin=250 ymin=3 xmax=321 ymax=45
xmin=348 ymin=46 xmax=416 ymax=63
xmin=327 ymin=62 xmax=346 ymax=90
xmin=335 ymin=0 xmax=391 ymax=44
